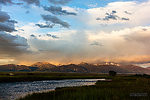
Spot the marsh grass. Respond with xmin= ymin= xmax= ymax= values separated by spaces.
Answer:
xmin=0 ymin=72 xmax=109 ymax=82
xmin=19 ymin=76 xmax=150 ymax=100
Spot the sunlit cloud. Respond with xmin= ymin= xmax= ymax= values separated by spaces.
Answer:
xmin=0 ymin=0 xmax=150 ymax=65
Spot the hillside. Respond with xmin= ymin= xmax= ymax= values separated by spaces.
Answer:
xmin=31 ymin=62 xmax=56 ymax=71
xmin=121 ymin=65 xmax=150 ymax=74
xmin=0 ymin=62 xmax=150 ymax=74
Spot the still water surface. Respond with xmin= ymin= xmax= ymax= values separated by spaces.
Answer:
xmin=0 ymin=79 xmax=104 ymax=100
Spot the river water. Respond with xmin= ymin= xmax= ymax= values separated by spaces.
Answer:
xmin=0 ymin=79 xmax=104 ymax=100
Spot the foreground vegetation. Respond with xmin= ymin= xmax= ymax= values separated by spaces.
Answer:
xmin=19 ymin=75 xmax=150 ymax=100
xmin=0 ymin=72 xmax=111 ymax=82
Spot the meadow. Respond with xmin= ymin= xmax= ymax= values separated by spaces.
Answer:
xmin=18 ymin=74 xmax=150 ymax=100
xmin=1 ymin=72 xmax=149 ymax=100
xmin=0 ymin=72 xmax=110 ymax=83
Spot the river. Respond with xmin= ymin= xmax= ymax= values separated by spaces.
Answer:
xmin=0 ymin=79 xmax=104 ymax=100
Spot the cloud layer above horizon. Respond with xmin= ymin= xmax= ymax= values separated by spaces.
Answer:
xmin=0 ymin=0 xmax=150 ymax=65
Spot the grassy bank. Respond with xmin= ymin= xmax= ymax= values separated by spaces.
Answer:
xmin=19 ymin=76 xmax=150 ymax=100
xmin=0 ymin=72 xmax=110 ymax=83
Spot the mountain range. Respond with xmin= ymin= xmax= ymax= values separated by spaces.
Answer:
xmin=0 ymin=62 xmax=150 ymax=74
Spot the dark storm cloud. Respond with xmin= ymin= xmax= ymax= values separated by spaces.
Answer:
xmin=0 ymin=20 xmax=17 ymax=32
xmin=0 ymin=0 xmax=22 ymax=5
xmin=48 ymin=0 xmax=71 ymax=5
xmin=0 ymin=1 xmax=30 ymax=59
xmin=7 ymin=20 xmax=18 ymax=23
xmin=96 ymin=10 xmax=129 ymax=21
xmin=0 ymin=11 xmax=10 ymax=22
xmin=96 ymin=11 xmax=119 ymax=21
xmin=103 ymin=13 xmax=118 ymax=20
xmin=103 ymin=10 xmax=118 ymax=20
xmin=35 ymin=23 xmax=55 ymax=28
xmin=0 ymin=0 xmax=12 ymax=5
xmin=43 ymin=6 xmax=77 ymax=16
xmin=21 ymin=0 xmax=40 ymax=6
xmin=0 ymin=31 xmax=29 ymax=55
xmin=112 ymin=10 xmax=117 ymax=14
xmin=0 ymin=0 xmax=40 ymax=6
xmin=0 ymin=10 xmax=17 ymax=32
xmin=0 ymin=0 xmax=15 ymax=5
xmin=41 ymin=15 xmax=70 ymax=28
xmin=46 ymin=34 xmax=59 ymax=39
xmin=0 ymin=0 xmax=73 ymax=29
xmin=30 ymin=34 xmax=36 ymax=38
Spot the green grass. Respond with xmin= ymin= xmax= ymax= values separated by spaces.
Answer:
xmin=19 ymin=76 xmax=150 ymax=100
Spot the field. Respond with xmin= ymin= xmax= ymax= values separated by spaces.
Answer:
xmin=17 ymin=74 xmax=150 ymax=100
xmin=0 ymin=72 xmax=111 ymax=83
xmin=1 ymin=72 xmax=150 ymax=100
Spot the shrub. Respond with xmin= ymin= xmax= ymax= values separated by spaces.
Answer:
xmin=109 ymin=71 xmax=117 ymax=76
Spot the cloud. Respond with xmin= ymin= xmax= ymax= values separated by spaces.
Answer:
xmin=43 ymin=6 xmax=77 ymax=16
xmin=96 ymin=10 xmax=129 ymax=21
xmin=23 ymin=30 xmax=88 ymax=64
xmin=112 ymin=10 xmax=117 ymax=14
xmin=0 ymin=0 xmax=15 ymax=5
xmin=41 ymin=14 xmax=70 ymax=28
xmin=0 ymin=31 xmax=29 ymax=56
xmin=21 ymin=0 xmax=40 ymax=6
xmin=0 ymin=6 xmax=29 ymax=60
xmin=0 ymin=9 xmax=17 ymax=32
xmin=0 ymin=0 xmax=23 ymax=5
xmin=88 ymin=26 xmax=150 ymax=59
xmin=46 ymin=34 xmax=59 ymax=39
xmin=1 ymin=0 xmax=150 ymax=65
xmin=0 ymin=0 xmax=40 ymax=6
xmin=0 ymin=20 xmax=17 ymax=32
xmin=84 ymin=0 xmax=150 ymax=27
xmin=122 ymin=27 xmax=150 ymax=45
xmin=30 ymin=34 xmax=36 ymax=38
xmin=0 ymin=0 xmax=75 ymax=30
xmin=124 ymin=11 xmax=132 ymax=15
xmin=7 ymin=20 xmax=18 ymax=23
xmin=10 ymin=25 xmax=150 ymax=65
xmin=0 ymin=10 xmax=10 ymax=22
xmin=102 ymin=12 xmax=118 ymax=20
xmin=90 ymin=41 xmax=103 ymax=46
xmin=35 ymin=23 xmax=55 ymax=28
xmin=48 ymin=0 xmax=71 ymax=5
xmin=121 ymin=17 xmax=129 ymax=21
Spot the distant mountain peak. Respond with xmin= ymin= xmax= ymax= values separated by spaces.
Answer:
xmin=33 ymin=62 xmax=51 ymax=65
xmin=31 ymin=62 xmax=55 ymax=68
xmin=0 ymin=62 xmax=150 ymax=74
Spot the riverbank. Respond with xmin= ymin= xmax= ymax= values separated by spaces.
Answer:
xmin=0 ymin=79 xmax=101 ymax=100
xmin=19 ymin=76 xmax=150 ymax=100
xmin=0 ymin=72 xmax=111 ymax=83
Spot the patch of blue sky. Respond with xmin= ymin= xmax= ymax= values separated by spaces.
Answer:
xmin=2 ymin=5 xmax=42 ymax=24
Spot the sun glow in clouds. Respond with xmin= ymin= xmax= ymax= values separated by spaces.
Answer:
xmin=0 ymin=0 xmax=150 ymax=65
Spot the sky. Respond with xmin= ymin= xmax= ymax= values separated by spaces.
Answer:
xmin=0 ymin=0 xmax=150 ymax=65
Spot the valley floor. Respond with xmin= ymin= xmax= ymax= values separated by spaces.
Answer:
xmin=0 ymin=72 xmax=110 ymax=83
xmin=19 ymin=75 xmax=150 ymax=100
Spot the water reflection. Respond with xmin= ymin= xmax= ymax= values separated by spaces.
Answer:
xmin=0 ymin=79 xmax=104 ymax=100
